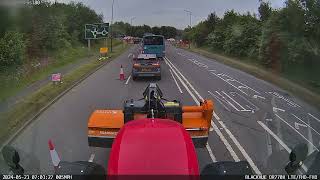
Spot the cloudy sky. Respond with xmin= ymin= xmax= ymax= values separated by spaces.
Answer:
xmin=54 ymin=0 xmax=285 ymax=29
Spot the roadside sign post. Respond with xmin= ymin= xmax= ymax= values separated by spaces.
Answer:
xmin=88 ymin=39 xmax=91 ymax=51
xmin=51 ymin=73 xmax=62 ymax=85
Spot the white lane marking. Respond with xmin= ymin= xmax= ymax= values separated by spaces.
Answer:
xmin=215 ymin=91 xmax=240 ymax=111
xmin=291 ymin=114 xmax=320 ymax=136
xmin=209 ymin=69 xmax=216 ymax=72
xmin=166 ymin=56 xmax=260 ymax=172
xmin=231 ymin=92 xmax=259 ymax=112
xmin=165 ymin=57 xmax=204 ymax=103
xmin=169 ymin=69 xmax=183 ymax=94
xmin=206 ymin=143 xmax=217 ymax=162
xmin=258 ymin=121 xmax=291 ymax=152
xmin=165 ymin=57 xmax=219 ymax=162
xmin=275 ymin=114 xmax=319 ymax=151
xmin=165 ymin=59 xmax=199 ymax=104
xmin=219 ymin=74 xmax=260 ymax=94
xmin=308 ymin=113 xmax=320 ymax=123
xmin=253 ymin=95 xmax=266 ymax=100
xmin=212 ymin=121 xmax=240 ymax=162
xmin=88 ymin=153 xmax=95 ymax=162
xmin=210 ymin=72 xmax=248 ymax=96
xmin=257 ymin=121 xmax=308 ymax=172
xmin=268 ymin=92 xmax=301 ymax=108
xmin=218 ymin=121 xmax=262 ymax=174
xmin=125 ymin=75 xmax=131 ymax=85
xmin=294 ymin=122 xmax=308 ymax=129
xmin=208 ymin=91 xmax=231 ymax=112
xmin=222 ymin=91 xmax=246 ymax=111
xmin=273 ymin=107 xmax=285 ymax=113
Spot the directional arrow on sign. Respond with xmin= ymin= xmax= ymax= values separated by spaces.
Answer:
xmin=294 ymin=122 xmax=307 ymax=130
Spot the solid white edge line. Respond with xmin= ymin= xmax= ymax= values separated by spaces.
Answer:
xmin=165 ymin=57 xmax=204 ymax=102
xmin=257 ymin=121 xmax=308 ymax=173
xmin=88 ymin=153 xmax=95 ymax=162
xmin=275 ymin=114 xmax=319 ymax=151
xmin=165 ymin=58 xmax=199 ymax=105
xmin=206 ymin=143 xmax=217 ymax=162
xmin=125 ymin=75 xmax=131 ymax=85
xmin=169 ymin=69 xmax=183 ymax=94
xmin=218 ymin=121 xmax=262 ymax=174
xmin=212 ymin=121 xmax=240 ymax=162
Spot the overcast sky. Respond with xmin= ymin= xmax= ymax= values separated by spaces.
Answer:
xmin=54 ymin=0 xmax=285 ymax=29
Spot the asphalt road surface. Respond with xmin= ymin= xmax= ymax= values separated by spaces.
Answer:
xmin=1 ymin=43 xmax=320 ymax=174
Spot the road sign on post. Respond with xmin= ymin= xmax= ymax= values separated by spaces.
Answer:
xmin=85 ymin=23 xmax=109 ymax=39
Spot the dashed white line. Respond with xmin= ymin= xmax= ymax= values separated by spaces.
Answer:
xmin=212 ymin=121 xmax=240 ymax=162
xmin=275 ymin=114 xmax=319 ymax=151
xmin=125 ymin=75 xmax=131 ymax=85
xmin=169 ymin=69 xmax=183 ymax=94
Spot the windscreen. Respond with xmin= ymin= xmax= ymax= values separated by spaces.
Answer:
xmin=143 ymin=36 xmax=164 ymax=45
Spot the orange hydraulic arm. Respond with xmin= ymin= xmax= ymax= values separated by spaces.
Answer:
xmin=88 ymin=100 xmax=214 ymax=148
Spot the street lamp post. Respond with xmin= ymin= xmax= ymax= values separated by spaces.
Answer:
xmin=110 ymin=0 xmax=115 ymax=52
xmin=184 ymin=9 xmax=192 ymax=49
xmin=130 ymin=17 xmax=136 ymax=36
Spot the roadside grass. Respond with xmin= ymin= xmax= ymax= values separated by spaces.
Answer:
xmin=183 ymin=46 xmax=320 ymax=110
xmin=0 ymin=47 xmax=89 ymax=102
xmin=0 ymin=42 xmax=129 ymax=145
xmin=0 ymin=39 xmax=120 ymax=102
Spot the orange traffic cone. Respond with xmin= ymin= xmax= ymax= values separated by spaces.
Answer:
xmin=48 ymin=139 xmax=61 ymax=172
xmin=120 ymin=65 xmax=125 ymax=81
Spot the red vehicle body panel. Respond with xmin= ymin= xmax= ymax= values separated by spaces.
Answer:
xmin=107 ymin=118 xmax=199 ymax=175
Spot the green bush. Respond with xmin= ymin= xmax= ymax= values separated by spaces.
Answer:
xmin=0 ymin=31 xmax=26 ymax=67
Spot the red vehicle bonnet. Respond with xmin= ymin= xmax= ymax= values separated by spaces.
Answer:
xmin=107 ymin=118 xmax=199 ymax=175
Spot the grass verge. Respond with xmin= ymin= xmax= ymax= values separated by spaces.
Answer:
xmin=183 ymin=46 xmax=320 ymax=110
xmin=0 ymin=42 xmax=129 ymax=145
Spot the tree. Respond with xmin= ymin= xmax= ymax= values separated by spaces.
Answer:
xmin=205 ymin=12 xmax=219 ymax=32
xmin=258 ymin=0 xmax=272 ymax=22
xmin=0 ymin=31 xmax=26 ymax=67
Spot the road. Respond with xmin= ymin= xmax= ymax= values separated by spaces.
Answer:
xmin=1 ymin=43 xmax=320 ymax=174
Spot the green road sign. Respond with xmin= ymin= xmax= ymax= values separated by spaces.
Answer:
xmin=85 ymin=23 xmax=109 ymax=39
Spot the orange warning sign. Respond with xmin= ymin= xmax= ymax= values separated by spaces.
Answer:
xmin=100 ymin=47 xmax=108 ymax=54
